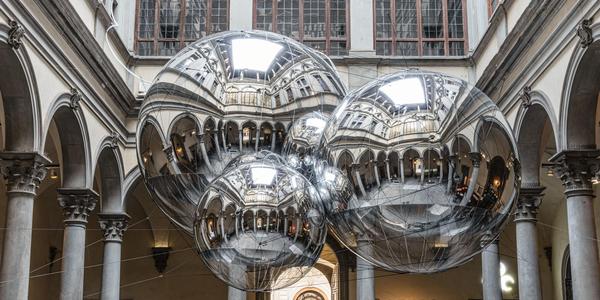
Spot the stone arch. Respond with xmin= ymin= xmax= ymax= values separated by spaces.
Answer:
xmin=336 ymin=150 xmax=355 ymax=168
xmin=224 ymin=120 xmax=240 ymax=151
xmin=451 ymin=134 xmax=472 ymax=154
xmin=42 ymin=95 xmax=91 ymax=188
xmin=516 ymin=101 xmax=558 ymax=185
xmin=259 ymin=121 xmax=274 ymax=150
xmin=94 ymin=139 xmax=124 ymax=212
xmin=561 ymin=26 xmax=600 ymax=149
xmin=241 ymin=120 xmax=258 ymax=151
xmin=422 ymin=148 xmax=441 ymax=182
xmin=274 ymin=122 xmax=287 ymax=153
xmin=169 ymin=116 xmax=201 ymax=172
xmin=137 ymin=120 xmax=169 ymax=178
xmin=0 ymin=34 xmax=40 ymax=151
xmin=167 ymin=112 xmax=202 ymax=138
xmin=402 ymin=148 xmax=420 ymax=180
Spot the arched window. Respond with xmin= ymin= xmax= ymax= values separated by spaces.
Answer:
xmin=136 ymin=0 xmax=229 ymax=56
xmin=374 ymin=0 xmax=467 ymax=56
xmin=253 ymin=0 xmax=349 ymax=55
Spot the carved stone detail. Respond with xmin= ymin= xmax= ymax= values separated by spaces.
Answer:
xmin=548 ymin=150 xmax=600 ymax=195
xmin=58 ymin=188 xmax=98 ymax=225
xmin=576 ymin=18 xmax=593 ymax=48
xmin=69 ymin=88 xmax=82 ymax=111
xmin=518 ymin=85 xmax=532 ymax=109
xmin=468 ymin=152 xmax=483 ymax=168
xmin=8 ymin=20 xmax=25 ymax=50
xmin=0 ymin=152 xmax=50 ymax=194
xmin=98 ymin=213 xmax=129 ymax=242
xmin=109 ymin=132 xmax=119 ymax=148
xmin=163 ymin=145 xmax=175 ymax=162
xmin=514 ymin=186 xmax=544 ymax=222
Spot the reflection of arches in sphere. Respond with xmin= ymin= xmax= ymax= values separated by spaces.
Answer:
xmin=376 ymin=151 xmax=387 ymax=181
xmin=203 ymin=196 xmax=223 ymax=246
xmin=260 ymin=122 xmax=274 ymax=150
xmin=478 ymin=156 xmax=508 ymax=209
xmin=274 ymin=122 xmax=287 ymax=153
xmin=336 ymin=150 xmax=356 ymax=192
xmin=451 ymin=135 xmax=472 ymax=186
xmin=139 ymin=121 xmax=170 ymax=177
xmin=203 ymin=117 xmax=219 ymax=159
xmin=422 ymin=149 xmax=440 ymax=183
xmin=295 ymin=289 xmax=327 ymax=300
xmin=358 ymin=150 xmax=377 ymax=191
xmin=225 ymin=121 xmax=240 ymax=152
xmin=388 ymin=151 xmax=401 ymax=180
xmin=402 ymin=148 xmax=420 ymax=180
xmin=241 ymin=121 xmax=257 ymax=151
xmin=170 ymin=116 xmax=201 ymax=172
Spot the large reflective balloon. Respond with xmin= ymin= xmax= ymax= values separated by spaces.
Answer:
xmin=136 ymin=30 xmax=346 ymax=234
xmin=316 ymin=70 xmax=520 ymax=273
xmin=193 ymin=156 xmax=327 ymax=291
xmin=282 ymin=111 xmax=329 ymax=183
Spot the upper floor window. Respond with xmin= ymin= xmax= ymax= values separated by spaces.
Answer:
xmin=136 ymin=0 xmax=229 ymax=56
xmin=374 ymin=0 xmax=467 ymax=56
xmin=253 ymin=0 xmax=349 ymax=56
xmin=488 ymin=0 xmax=499 ymax=17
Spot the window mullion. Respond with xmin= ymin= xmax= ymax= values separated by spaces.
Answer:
xmin=390 ymin=0 xmax=396 ymax=56
xmin=462 ymin=0 xmax=469 ymax=55
xmin=325 ymin=0 xmax=331 ymax=54
xmin=299 ymin=0 xmax=305 ymax=43
xmin=180 ymin=0 xmax=186 ymax=49
xmin=442 ymin=0 xmax=449 ymax=56
xmin=154 ymin=0 xmax=161 ymax=55
xmin=207 ymin=0 xmax=213 ymax=35
xmin=273 ymin=0 xmax=278 ymax=33
xmin=416 ymin=0 xmax=423 ymax=56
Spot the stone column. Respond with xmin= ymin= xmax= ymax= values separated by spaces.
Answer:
xmin=228 ymin=264 xmax=247 ymax=300
xmin=213 ymin=132 xmax=223 ymax=160
xmin=385 ymin=159 xmax=391 ymax=181
xmin=373 ymin=163 xmax=381 ymax=187
xmin=0 ymin=153 xmax=48 ymax=300
xmin=162 ymin=145 xmax=181 ymax=173
xmin=221 ymin=129 xmax=228 ymax=152
xmin=514 ymin=186 xmax=544 ymax=300
xmin=439 ymin=160 xmax=444 ymax=183
xmin=271 ymin=131 xmax=277 ymax=151
xmin=238 ymin=131 xmax=243 ymax=152
xmin=255 ymin=128 xmax=260 ymax=152
xmin=337 ymin=250 xmax=350 ymax=300
xmin=399 ymin=159 xmax=405 ymax=183
xmin=356 ymin=238 xmax=375 ymax=300
xmin=98 ymin=213 xmax=129 ymax=300
xmin=447 ymin=155 xmax=456 ymax=193
xmin=549 ymin=150 xmax=600 ymax=300
xmin=420 ymin=159 xmax=425 ymax=184
xmin=58 ymin=188 xmax=99 ymax=300
xmin=461 ymin=152 xmax=482 ymax=206
xmin=481 ymin=236 xmax=501 ymax=300
xmin=352 ymin=164 xmax=367 ymax=197
xmin=197 ymin=134 xmax=215 ymax=173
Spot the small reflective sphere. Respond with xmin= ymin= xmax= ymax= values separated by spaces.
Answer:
xmin=193 ymin=157 xmax=327 ymax=291
xmin=316 ymin=70 xmax=520 ymax=273
xmin=136 ymin=30 xmax=346 ymax=234
xmin=282 ymin=112 xmax=329 ymax=183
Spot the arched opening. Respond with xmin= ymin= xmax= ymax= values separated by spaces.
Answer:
xmin=203 ymin=118 xmax=220 ymax=162
xmin=422 ymin=149 xmax=440 ymax=184
xmin=95 ymin=147 xmax=123 ymax=212
xmin=402 ymin=148 xmax=420 ymax=183
xmin=388 ymin=151 xmax=401 ymax=181
xmin=562 ymin=246 xmax=573 ymax=300
xmin=259 ymin=122 xmax=274 ymax=151
xmin=451 ymin=136 xmax=472 ymax=192
xmin=274 ymin=122 xmax=287 ymax=153
xmin=170 ymin=116 xmax=201 ymax=172
xmin=376 ymin=151 xmax=387 ymax=182
xmin=358 ymin=150 xmax=377 ymax=192
xmin=139 ymin=122 xmax=169 ymax=177
xmin=224 ymin=121 xmax=240 ymax=153
xmin=241 ymin=121 xmax=257 ymax=152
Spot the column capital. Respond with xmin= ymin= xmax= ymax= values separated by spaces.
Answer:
xmin=58 ymin=188 xmax=99 ymax=225
xmin=0 ymin=152 xmax=50 ymax=194
xmin=514 ymin=185 xmax=545 ymax=222
xmin=468 ymin=152 xmax=483 ymax=167
xmin=162 ymin=145 xmax=175 ymax=162
xmin=480 ymin=232 xmax=499 ymax=248
xmin=547 ymin=149 xmax=600 ymax=196
xmin=98 ymin=212 xmax=130 ymax=243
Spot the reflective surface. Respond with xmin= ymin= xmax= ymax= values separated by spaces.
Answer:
xmin=194 ymin=157 xmax=326 ymax=291
xmin=316 ymin=70 xmax=520 ymax=273
xmin=136 ymin=30 xmax=346 ymax=234
xmin=282 ymin=112 xmax=329 ymax=183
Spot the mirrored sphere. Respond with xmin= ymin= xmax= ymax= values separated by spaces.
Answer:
xmin=316 ymin=70 xmax=520 ymax=273
xmin=193 ymin=157 xmax=327 ymax=291
xmin=136 ymin=30 xmax=346 ymax=234
xmin=282 ymin=111 xmax=329 ymax=183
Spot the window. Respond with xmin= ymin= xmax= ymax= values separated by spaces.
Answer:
xmin=488 ymin=0 xmax=499 ymax=16
xmin=253 ymin=0 xmax=349 ymax=55
xmin=297 ymin=77 xmax=313 ymax=97
xmin=313 ymin=74 xmax=331 ymax=91
xmin=136 ymin=0 xmax=229 ymax=56
xmin=374 ymin=0 xmax=467 ymax=56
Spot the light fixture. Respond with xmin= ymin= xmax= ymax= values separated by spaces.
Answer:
xmin=379 ymin=77 xmax=426 ymax=106
xmin=231 ymin=38 xmax=283 ymax=72
xmin=251 ymin=167 xmax=277 ymax=185
xmin=592 ymin=173 xmax=600 ymax=185
xmin=546 ymin=169 xmax=554 ymax=177
xmin=493 ymin=177 xmax=501 ymax=188
xmin=175 ymin=146 xmax=184 ymax=154
xmin=49 ymin=169 xmax=59 ymax=180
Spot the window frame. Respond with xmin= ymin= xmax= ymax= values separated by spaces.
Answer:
xmin=135 ymin=0 xmax=231 ymax=56
xmin=372 ymin=0 xmax=468 ymax=56
xmin=252 ymin=0 xmax=351 ymax=56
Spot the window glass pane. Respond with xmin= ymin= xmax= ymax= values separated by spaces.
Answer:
xmin=422 ymin=41 xmax=444 ymax=56
xmin=330 ymin=0 xmax=346 ymax=38
xmin=396 ymin=41 xmax=418 ymax=56
xmin=421 ymin=0 xmax=443 ymax=39
xmin=160 ymin=0 xmax=181 ymax=39
xmin=330 ymin=41 xmax=348 ymax=56
xmin=375 ymin=0 xmax=392 ymax=39
xmin=395 ymin=0 xmax=417 ymax=38
xmin=256 ymin=0 xmax=273 ymax=31
xmin=139 ymin=0 xmax=156 ymax=38
xmin=376 ymin=41 xmax=392 ymax=56
xmin=159 ymin=41 xmax=180 ymax=56
xmin=304 ymin=41 xmax=326 ymax=53
xmin=138 ymin=41 xmax=155 ymax=56
xmin=277 ymin=0 xmax=300 ymax=39
xmin=447 ymin=0 xmax=463 ymax=38
xmin=449 ymin=41 xmax=464 ymax=56
xmin=211 ymin=0 xmax=228 ymax=33
xmin=303 ymin=0 xmax=326 ymax=38
xmin=184 ymin=0 xmax=206 ymax=39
